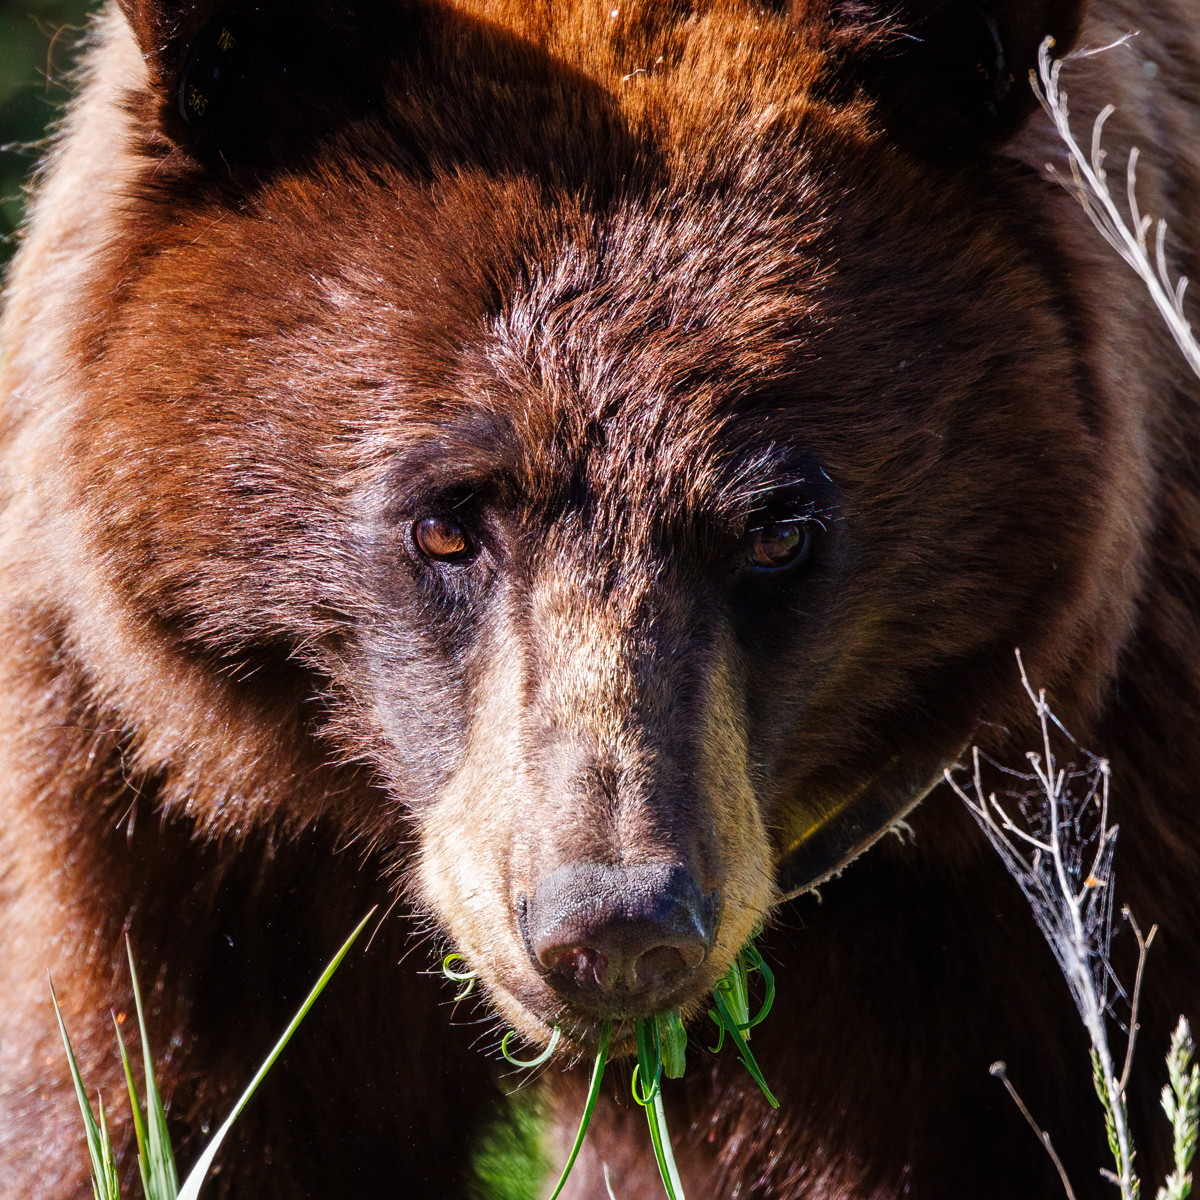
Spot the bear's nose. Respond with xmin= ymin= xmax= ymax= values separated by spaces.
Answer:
xmin=519 ymin=864 xmax=719 ymax=1014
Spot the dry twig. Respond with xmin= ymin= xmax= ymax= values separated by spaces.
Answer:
xmin=945 ymin=652 xmax=1155 ymax=1199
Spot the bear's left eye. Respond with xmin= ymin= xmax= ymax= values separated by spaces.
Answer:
xmin=413 ymin=516 xmax=473 ymax=562
xmin=746 ymin=520 xmax=812 ymax=570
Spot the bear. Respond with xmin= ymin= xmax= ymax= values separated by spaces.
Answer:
xmin=2 ymin=0 xmax=1200 ymax=1196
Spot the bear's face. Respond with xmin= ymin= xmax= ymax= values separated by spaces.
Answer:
xmin=59 ymin=0 xmax=1121 ymax=1051
xmin=354 ymin=181 xmax=1109 ymax=1049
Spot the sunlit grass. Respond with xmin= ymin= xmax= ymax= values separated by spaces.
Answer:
xmin=52 ymin=911 xmax=373 ymax=1200
xmin=59 ymin=920 xmax=773 ymax=1198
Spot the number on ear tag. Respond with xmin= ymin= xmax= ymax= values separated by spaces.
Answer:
xmin=177 ymin=12 xmax=249 ymax=132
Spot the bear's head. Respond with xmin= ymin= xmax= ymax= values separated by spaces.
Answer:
xmin=36 ymin=0 xmax=1144 ymax=1055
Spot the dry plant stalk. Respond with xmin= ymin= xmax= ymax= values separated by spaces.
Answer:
xmin=957 ymin=672 xmax=1200 ymax=1200
xmin=1030 ymin=35 xmax=1200 ymax=379
xmin=947 ymin=37 xmax=1200 ymax=1197
xmin=944 ymin=652 xmax=1154 ymax=1199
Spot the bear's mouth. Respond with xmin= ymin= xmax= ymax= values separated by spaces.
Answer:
xmin=492 ymin=925 xmax=778 ymax=1098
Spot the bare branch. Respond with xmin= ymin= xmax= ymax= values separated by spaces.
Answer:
xmin=1031 ymin=36 xmax=1200 ymax=381
xmin=1118 ymin=910 xmax=1159 ymax=1095
xmin=990 ymin=1063 xmax=1080 ymax=1200
xmin=952 ymin=649 xmax=1139 ymax=1198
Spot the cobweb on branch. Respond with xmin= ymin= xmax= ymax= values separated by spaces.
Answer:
xmin=951 ymin=703 xmax=1120 ymax=1024
xmin=945 ymin=651 xmax=1151 ymax=1199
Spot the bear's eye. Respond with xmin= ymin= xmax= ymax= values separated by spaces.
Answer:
xmin=746 ymin=521 xmax=812 ymax=570
xmin=413 ymin=516 xmax=473 ymax=562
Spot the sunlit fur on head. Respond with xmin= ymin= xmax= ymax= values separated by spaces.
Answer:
xmin=5 ymin=0 xmax=1200 ymax=1193
xmin=3 ymin=0 xmax=1135 ymax=1030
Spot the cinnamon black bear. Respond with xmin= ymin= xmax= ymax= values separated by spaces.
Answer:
xmin=2 ymin=0 xmax=1199 ymax=1195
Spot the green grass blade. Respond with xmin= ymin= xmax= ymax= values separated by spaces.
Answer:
xmin=442 ymin=953 xmax=476 ymax=981
xmin=547 ymin=1022 xmax=611 ymax=1200
xmin=657 ymin=1011 xmax=687 ymax=1080
xmin=442 ymin=953 xmax=478 ymax=1000
xmin=95 ymin=1098 xmax=121 ymax=1200
xmin=645 ymin=1087 xmax=685 ymax=1200
xmin=707 ymin=1020 xmax=726 ymax=1055
xmin=175 ymin=909 xmax=375 ymax=1200
xmin=633 ymin=1018 xmax=663 ymax=1106
xmin=714 ymin=958 xmax=750 ymax=1033
xmin=740 ymin=944 xmax=775 ymax=1030
xmin=730 ymin=954 xmax=750 ymax=1029
xmin=125 ymin=940 xmax=179 ymax=1200
xmin=501 ymin=1026 xmax=561 ymax=1069
xmin=711 ymin=990 xmax=779 ymax=1109
xmin=113 ymin=1013 xmax=153 ymax=1199
xmin=48 ymin=978 xmax=120 ymax=1200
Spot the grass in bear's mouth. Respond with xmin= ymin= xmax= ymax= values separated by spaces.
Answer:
xmin=479 ymin=936 xmax=779 ymax=1200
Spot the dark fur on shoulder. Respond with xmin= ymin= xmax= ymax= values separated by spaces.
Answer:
xmin=2 ymin=0 xmax=1200 ymax=1196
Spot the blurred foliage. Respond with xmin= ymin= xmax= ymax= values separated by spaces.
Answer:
xmin=0 ymin=0 xmax=98 ymax=266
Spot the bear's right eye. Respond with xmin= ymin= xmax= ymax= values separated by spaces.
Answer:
xmin=745 ymin=520 xmax=813 ymax=571
xmin=413 ymin=516 xmax=473 ymax=562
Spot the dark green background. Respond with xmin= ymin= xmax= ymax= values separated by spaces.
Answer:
xmin=0 ymin=0 xmax=98 ymax=266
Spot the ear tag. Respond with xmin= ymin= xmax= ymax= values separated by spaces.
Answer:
xmin=177 ymin=14 xmax=249 ymax=132
xmin=969 ymin=6 xmax=1010 ymax=104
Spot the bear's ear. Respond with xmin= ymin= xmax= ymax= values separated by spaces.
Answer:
xmin=807 ymin=0 xmax=1088 ymax=151
xmin=116 ymin=0 xmax=219 ymax=95
xmin=116 ymin=1 xmax=400 ymax=166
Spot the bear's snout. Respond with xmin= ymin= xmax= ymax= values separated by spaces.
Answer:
xmin=519 ymin=863 xmax=719 ymax=1015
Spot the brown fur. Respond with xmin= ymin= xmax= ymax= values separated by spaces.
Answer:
xmin=2 ymin=0 xmax=1200 ymax=1195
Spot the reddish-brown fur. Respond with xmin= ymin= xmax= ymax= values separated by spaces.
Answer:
xmin=2 ymin=0 xmax=1200 ymax=1195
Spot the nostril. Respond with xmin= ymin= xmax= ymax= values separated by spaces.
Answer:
xmin=542 ymin=945 xmax=609 ymax=988
xmin=632 ymin=945 xmax=691 ymax=990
